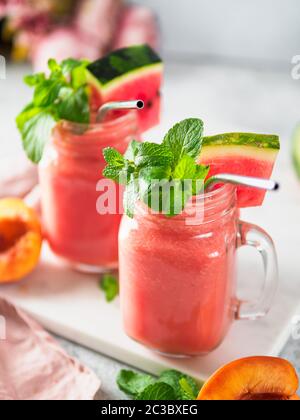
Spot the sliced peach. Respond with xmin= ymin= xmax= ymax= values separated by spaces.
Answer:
xmin=198 ymin=357 xmax=299 ymax=401
xmin=0 ymin=198 xmax=42 ymax=283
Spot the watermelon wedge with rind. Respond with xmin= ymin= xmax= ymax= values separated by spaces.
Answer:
xmin=292 ymin=124 xmax=300 ymax=179
xmin=86 ymin=44 xmax=163 ymax=132
xmin=199 ymin=133 xmax=280 ymax=208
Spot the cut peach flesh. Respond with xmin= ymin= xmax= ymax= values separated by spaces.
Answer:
xmin=0 ymin=219 xmax=28 ymax=252
xmin=241 ymin=393 xmax=290 ymax=401
xmin=198 ymin=357 xmax=299 ymax=401
xmin=0 ymin=198 xmax=42 ymax=283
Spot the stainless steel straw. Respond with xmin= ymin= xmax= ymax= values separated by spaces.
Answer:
xmin=205 ymin=173 xmax=279 ymax=192
xmin=96 ymin=100 xmax=145 ymax=122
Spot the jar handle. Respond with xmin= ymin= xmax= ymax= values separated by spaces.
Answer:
xmin=236 ymin=220 xmax=279 ymax=321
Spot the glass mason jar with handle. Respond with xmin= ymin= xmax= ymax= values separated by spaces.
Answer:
xmin=39 ymin=112 xmax=140 ymax=273
xmin=119 ymin=184 xmax=278 ymax=357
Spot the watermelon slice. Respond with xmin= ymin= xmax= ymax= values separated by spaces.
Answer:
xmin=86 ymin=44 xmax=163 ymax=132
xmin=199 ymin=133 xmax=280 ymax=207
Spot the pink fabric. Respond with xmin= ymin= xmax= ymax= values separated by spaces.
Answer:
xmin=0 ymin=156 xmax=38 ymax=199
xmin=0 ymin=296 xmax=100 ymax=400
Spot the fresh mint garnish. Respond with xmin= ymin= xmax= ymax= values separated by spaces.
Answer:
xmin=117 ymin=370 xmax=156 ymax=398
xmin=117 ymin=369 xmax=202 ymax=400
xmin=179 ymin=378 xmax=199 ymax=400
xmin=99 ymin=274 xmax=119 ymax=302
xmin=135 ymin=142 xmax=174 ymax=168
xmin=103 ymin=119 xmax=209 ymax=217
xmin=163 ymin=118 xmax=204 ymax=165
xmin=159 ymin=370 xmax=200 ymax=400
xmin=16 ymin=58 xmax=90 ymax=163
xmin=138 ymin=383 xmax=176 ymax=400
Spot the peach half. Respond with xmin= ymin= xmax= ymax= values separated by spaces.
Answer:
xmin=0 ymin=198 xmax=42 ymax=283
xmin=198 ymin=357 xmax=299 ymax=401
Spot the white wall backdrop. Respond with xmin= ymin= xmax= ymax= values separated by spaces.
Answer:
xmin=133 ymin=0 xmax=300 ymax=65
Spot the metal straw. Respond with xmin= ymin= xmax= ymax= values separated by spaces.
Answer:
xmin=96 ymin=100 xmax=144 ymax=122
xmin=205 ymin=173 xmax=279 ymax=192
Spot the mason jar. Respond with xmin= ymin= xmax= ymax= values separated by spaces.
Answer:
xmin=39 ymin=112 xmax=140 ymax=273
xmin=119 ymin=184 xmax=278 ymax=357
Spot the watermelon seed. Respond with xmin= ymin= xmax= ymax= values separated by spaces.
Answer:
xmin=146 ymin=100 xmax=153 ymax=109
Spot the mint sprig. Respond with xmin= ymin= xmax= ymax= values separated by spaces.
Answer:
xmin=163 ymin=118 xmax=204 ymax=164
xmin=117 ymin=369 xmax=202 ymax=400
xmin=103 ymin=119 xmax=209 ymax=217
xmin=16 ymin=58 xmax=90 ymax=163
xmin=99 ymin=274 xmax=119 ymax=302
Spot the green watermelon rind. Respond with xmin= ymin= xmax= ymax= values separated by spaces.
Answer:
xmin=203 ymin=133 xmax=280 ymax=150
xmin=86 ymin=44 xmax=163 ymax=92
xmin=87 ymin=62 xmax=163 ymax=95
xmin=292 ymin=124 xmax=300 ymax=179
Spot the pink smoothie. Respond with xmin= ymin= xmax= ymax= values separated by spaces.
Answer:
xmin=119 ymin=185 xmax=239 ymax=356
xmin=39 ymin=112 xmax=139 ymax=270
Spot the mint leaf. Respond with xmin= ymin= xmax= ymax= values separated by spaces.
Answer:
xmin=103 ymin=120 xmax=209 ymax=218
xmin=100 ymin=274 xmax=119 ymax=302
xmin=124 ymin=140 xmax=140 ymax=161
xmin=61 ymin=58 xmax=90 ymax=89
xmin=103 ymin=165 xmax=123 ymax=182
xmin=124 ymin=175 xmax=139 ymax=218
xmin=33 ymin=79 xmax=64 ymax=107
xmin=116 ymin=368 xmax=201 ymax=401
xmin=102 ymin=148 xmax=126 ymax=182
xmin=139 ymin=166 xmax=172 ymax=213
xmin=173 ymin=155 xmax=197 ymax=180
xmin=179 ymin=378 xmax=198 ymax=400
xmin=61 ymin=58 xmax=84 ymax=77
xmin=103 ymin=147 xmax=135 ymax=185
xmin=135 ymin=142 xmax=173 ymax=168
xmin=159 ymin=370 xmax=200 ymax=400
xmin=117 ymin=370 xmax=156 ymax=398
xmin=48 ymin=58 xmax=61 ymax=73
xmin=57 ymin=86 xmax=89 ymax=123
xmin=167 ymin=180 xmax=193 ymax=216
xmin=16 ymin=103 xmax=42 ymax=131
xmin=17 ymin=58 xmax=90 ymax=163
xmin=103 ymin=147 xmax=125 ymax=167
xmin=192 ymin=164 xmax=210 ymax=195
xmin=163 ymin=118 xmax=204 ymax=164
xmin=138 ymin=383 xmax=176 ymax=400
xmin=72 ymin=65 xmax=88 ymax=89
xmin=20 ymin=110 xmax=57 ymax=163
xmin=24 ymin=73 xmax=45 ymax=87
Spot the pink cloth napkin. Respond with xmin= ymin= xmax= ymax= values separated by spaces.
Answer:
xmin=0 ymin=296 xmax=100 ymax=400
xmin=0 ymin=155 xmax=41 ymax=212
xmin=0 ymin=156 xmax=38 ymax=199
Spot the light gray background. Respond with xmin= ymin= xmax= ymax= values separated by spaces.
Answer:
xmin=133 ymin=0 xmax=299 ymax=67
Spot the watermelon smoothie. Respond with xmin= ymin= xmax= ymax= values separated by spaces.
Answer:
xmin=39 ymin=112 xmax=139 ymax=271
xmin=119 ymin=183 xmax=278 ymax=356
xmin=119 ymin=185 xmax=239 ymax=356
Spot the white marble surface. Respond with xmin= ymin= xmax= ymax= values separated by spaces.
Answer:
xmin=1 ymin=61 xmax=300 ymax=399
